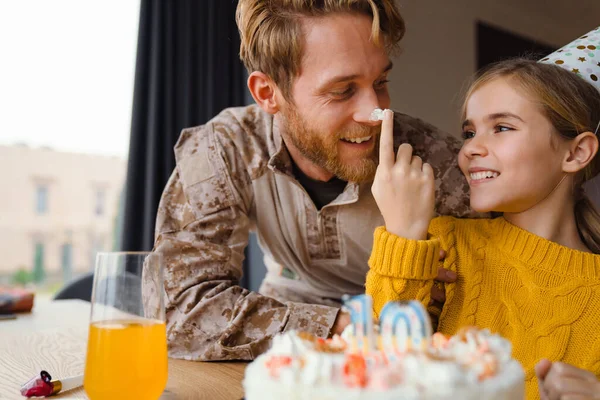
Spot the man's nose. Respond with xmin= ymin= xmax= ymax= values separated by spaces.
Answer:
xmin=353 ymin=90 xmax=382 ymax=126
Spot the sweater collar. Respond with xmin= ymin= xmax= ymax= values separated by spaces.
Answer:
xmin=493 ymin=217 xmax=600 ymax=279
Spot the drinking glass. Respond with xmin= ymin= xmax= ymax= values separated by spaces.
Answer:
xmin=83 ymin=252 xmax=167 ymax=400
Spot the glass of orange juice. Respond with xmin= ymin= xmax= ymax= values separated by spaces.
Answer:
xmin=84 ymin=252 xmax=167 ymax=400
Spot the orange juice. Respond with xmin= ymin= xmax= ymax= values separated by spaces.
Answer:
xmin=84 ymin=319 xmax=167 ymax=400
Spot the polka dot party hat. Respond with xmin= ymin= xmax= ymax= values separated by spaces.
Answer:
xmin=540 ymin=26 xmax=600 ymax=93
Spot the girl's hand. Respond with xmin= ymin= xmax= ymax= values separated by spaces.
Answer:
xmin=536 ymin=359 xmax=600 ymax=400
xmin=371 ymin=110 xmax=435 ymax=240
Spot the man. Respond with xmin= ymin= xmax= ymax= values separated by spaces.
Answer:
xmin=147 ymin=0 xmax=469 ymax=361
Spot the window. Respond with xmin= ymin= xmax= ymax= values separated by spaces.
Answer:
xmin=33 ymin=242 xmax=45 ymax=283
xmin=95 ymin=189 xmax=105 ymax=216
xmin=61 ymin=243 xmax=73 ymax=283
xmin=0 ymin=1 xmax=138 ymax=293
xmin=35 ymin=185 xmax=48 ymax=214
xmin=89 ymin=236 xmax=104 ymax=271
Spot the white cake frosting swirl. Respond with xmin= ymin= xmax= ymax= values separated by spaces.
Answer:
xmin=243 ymin=327 xmax=525 ymax=400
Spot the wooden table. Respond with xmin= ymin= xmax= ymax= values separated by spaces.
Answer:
xmin=0 ymin=299 xmax=247 ymax=399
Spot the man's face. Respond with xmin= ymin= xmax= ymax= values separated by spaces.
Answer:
xmin=278 ymin=13 xmax=392 ymax=183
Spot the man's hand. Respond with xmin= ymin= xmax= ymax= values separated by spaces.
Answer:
xmin=428 ymin=250 xmax=456 ymax=306
xmin=426 ymin=249 xmax=455 ymax=326
xmin=330 ymin=310 xmax=351 ymax=337
xmin=371 ymin=110 xmax=435 ymax=240
xmin=536 ymin=359 xmax=600 ymax=400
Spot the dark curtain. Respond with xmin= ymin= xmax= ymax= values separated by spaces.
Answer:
xmin=476 ymin=22 xmax=556 ymax=69
xmin=121 ymin=0 xmax=247 ymax=252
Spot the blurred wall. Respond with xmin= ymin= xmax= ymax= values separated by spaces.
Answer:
xmin=388 ymin=0 xmax=600 ymax=138
xmin=388 ymin=0 xmax=600 ymax=203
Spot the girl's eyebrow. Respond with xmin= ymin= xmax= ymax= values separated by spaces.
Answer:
xmin=462 ymin=112 xmax=525 ymax=129
xmin=486 ymin=112 xmax=525 ymax=123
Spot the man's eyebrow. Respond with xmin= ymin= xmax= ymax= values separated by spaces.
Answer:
xmin=381 ymin=61 xmax=394 ymax=74
xmin=319 ymin=61 xmax=394 ymax=89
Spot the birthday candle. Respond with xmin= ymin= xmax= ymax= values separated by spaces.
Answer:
xmin=379 ymin=302 xmax=411 ymax=356
xmin=342 ymin=294 xmax=375 ymax=353
xmin=379 ymin=300 xmax=433 ymax=355
xmin=406 ymin=301 xmax=433 ymax=351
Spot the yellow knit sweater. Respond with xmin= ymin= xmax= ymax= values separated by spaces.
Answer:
xmin=366 ymin=216 xmax=600 ymax=400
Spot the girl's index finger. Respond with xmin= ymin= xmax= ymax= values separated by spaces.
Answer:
xmin=379 ymin=109 xmax=395 ymax=169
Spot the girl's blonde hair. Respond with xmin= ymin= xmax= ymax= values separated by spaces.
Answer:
xmin=463 ymin=58 xmax=600 ymax=253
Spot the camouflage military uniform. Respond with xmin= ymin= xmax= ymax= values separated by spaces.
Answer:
xmin=148 ymin=104 xmax=475 ymax=361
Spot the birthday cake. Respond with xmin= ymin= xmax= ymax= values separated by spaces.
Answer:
xmin=243 ymin=296 xmax=524 ymax=400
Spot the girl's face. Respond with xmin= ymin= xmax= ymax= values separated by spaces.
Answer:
xmin=458 ymin=77 xmax=568 ymax=213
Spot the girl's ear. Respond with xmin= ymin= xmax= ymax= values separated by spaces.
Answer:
xmin=562 ymin=131 xmax=599 ymax=174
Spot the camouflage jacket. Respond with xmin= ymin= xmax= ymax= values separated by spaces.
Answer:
xmin=149 ymin=104 xmax=474 ymax=361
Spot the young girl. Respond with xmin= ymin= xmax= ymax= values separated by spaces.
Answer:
xmin=366 ymin=58 xmax=600 ymax=400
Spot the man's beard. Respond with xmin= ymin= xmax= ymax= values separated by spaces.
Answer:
xmin=281 ymin=106 xmax=379 ymax=183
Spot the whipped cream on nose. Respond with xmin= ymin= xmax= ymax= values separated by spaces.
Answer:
xmin=369 ymin=108 xmax=391 ymax=121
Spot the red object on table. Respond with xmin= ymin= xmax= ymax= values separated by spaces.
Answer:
xmin=20 ymin=371 xmax=55 ymax=397
xmin=0 ymin=287 xmax=34 ymax=314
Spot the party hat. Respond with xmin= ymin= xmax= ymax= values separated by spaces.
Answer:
xmin=540 ymin=26 xmax=600 ymax=93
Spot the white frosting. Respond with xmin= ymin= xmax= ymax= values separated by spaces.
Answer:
xmin=270 ymin=330 xmax=312 ymax=356
xmin=369 ymin=108 xmax=390 ymax=121
xmin=243 ymin=328 xmax=525 ymax=400
xmin=301 ymin=351 xmax=339 ymax=385
xmin=402 ymin=354 xmax=471 ymax=388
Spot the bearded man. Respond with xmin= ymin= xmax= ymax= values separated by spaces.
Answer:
xmin=146 ymin=0 xmax=470 ymax=361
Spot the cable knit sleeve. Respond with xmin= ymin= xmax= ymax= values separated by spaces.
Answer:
xmin=366 ymin=220 xmax=449 ymax=318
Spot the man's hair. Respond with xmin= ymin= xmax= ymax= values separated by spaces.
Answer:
xmin=236 ymin=0 xmax=405 ymax=99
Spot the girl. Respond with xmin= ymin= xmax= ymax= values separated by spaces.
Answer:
xmin=366 ymin=58 xmax=600 ymax=400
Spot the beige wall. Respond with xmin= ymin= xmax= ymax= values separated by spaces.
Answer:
xmin=388 ymin=0 xmax=600 ymax=137
xmin=0 ymin=145 xmax=126 ymax=281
